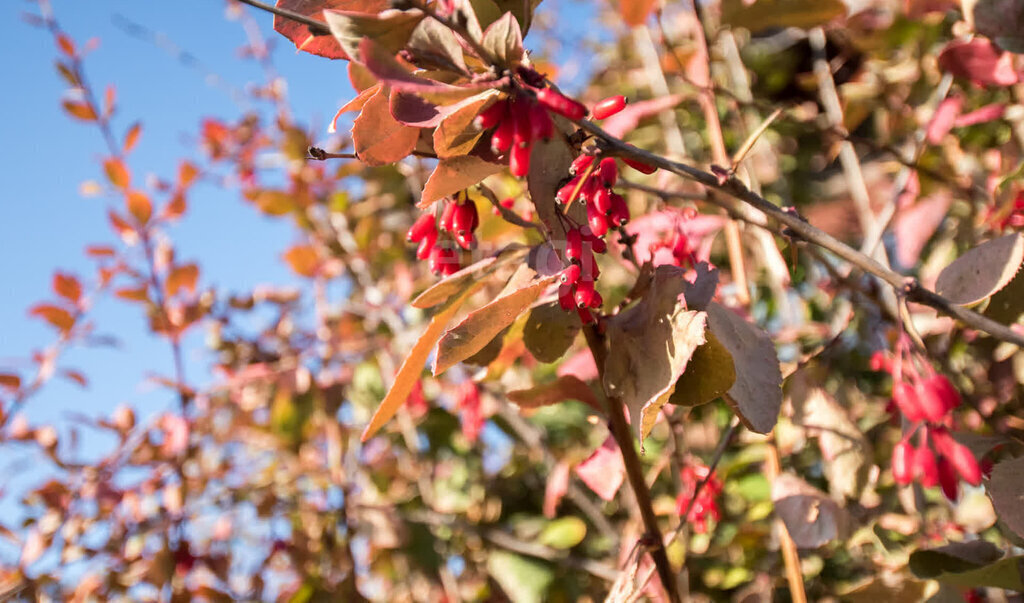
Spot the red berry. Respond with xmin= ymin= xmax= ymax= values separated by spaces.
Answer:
xmin=565 ymin=228 xmax=583 ymax=261
xmin=915 ymin=381 xmax=949 ymax=423
xmin=475 ymin=99 xmax=508 ymax=129
xmin=558 ymin=283 xmax=575 ymax=311
xmin=581 ymin=226 xmax=607 ymax=253
xmin=511 ymin=98 xmax=532 ymax=147
xmin=452 ymin=201 xmax=478 ymax=235
xmin=892 ymin=439 xmax=914 ymax=485
xmin=597 ymin=157 xmax=618 ymax=187
xmin=892 ymin=381 xmax=925 ymax=422
xmin=490 ymin=116 xmax=514 ymax=153
xmin=577 ymin=306 xmax=595 ymax=324
xmin=937 ymin=456 xmax=959 ymax=501
xmin=915 ymin=445 xmax=939 ymax=488
xmin=587 ymin=204 xmax=609 ymax=237
xmin=607 ymin=193 xmax=630 ymax=226
xmin=455 ymin=231 xmax=476 ymax=250
xmin=556 ymin=177 xmax=581 ymax=205
xmin=510 ymin=141 xmax=532 ymax=177
xmin=529 ymin=101 xmax=554 ymax=141
xmin=536 ymin=88 xmax=587 ymax=121
xmin=622 ymin=157 xmax=657 ymax=174
xmin=592 ymin=95 xmax=627 ymax=120
xmin=560 ymin=263 xmax=581 ymax=285
xmin=570 ymin=155 xmax=595 ymax=176
xmin=416 ymin=230 xmax=437 ymax=260
xmin=593 ymin=187 xmax=613 ymax=215
xmin=937 ymin=434 xmax=982 ymax=486
xmin=440 ymin=200 xmax=457 ymax=233
xmin=574 ymin=279 xmax=596 ymax=308
xmin=924 ymin=375 xmax=961 ymax=414
xmin=588 ymin=288 xmax=603 ymax=309
xmin=407 ymin=212 xmax=436 ymax=243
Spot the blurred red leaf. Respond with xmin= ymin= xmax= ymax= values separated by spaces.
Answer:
xmin=61 ymin=369 xmax=88 ymax=388
xmin=85 ymin=244 xmax=116 ymax=258
xmin=53 ymin=273 xmax=82 ymax=303
xmin=178 ymin=161 xmax=199 ymax=187
xmin=556 ymin=349 xmax=599 ymax=382
xmin=103 ymin=157 xmax=130 ymax=189
xmin=893 ymin=192 xmax=953 ymax=267
xmin=122 ymin=121 xmax=141 ymax=153
xmin=954 ymin=103 xmax=1006 ymax=127
xmin=926 ymin=96 xmax=963 ymax=144
xmin=166 ymin=263 xmax=199 ymax=297
xmin=576 ymin=436 xmax=625 ymax=501
xmin=162 ymin=192 xmax=187 ymax=221
xmin=62 ymin=100 xmax=96 ymax=121
xmin=351 ymin=86 xmax=420 ymax=166
xmin=0 ymin=373 xmax=21 ymax=391
xmin=272 ymin=0 xmax=388 ymax=59
xmin=601 ymin=94 xmax=685 ymax=138
xmin=543 ymin=461 xmax=571 ymax=518
xmin=937 ymin=38 xmax=1020 ymax=87
xmin=620 ymin=0 xmax=658 ymax=26
xmin=30 ymin=303 xmax=75 ymax=332
xmin=115 ymin=286 xmax=150 ymax=302
xmin=56 ymin=33 xmax=75 ymax=56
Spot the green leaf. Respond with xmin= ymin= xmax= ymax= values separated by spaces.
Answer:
xmin=523 ymin=301 xmax=581 ymax=363
xmin=720 ymin=0 xmax=846 ymax=32
xmin=538 ymin=517 xmax=587 ymax=549
xmin=486 ymin=551 xmax=554 ymax=603
xmin=909 ymin=542 xmax=1024 ymax=590
xmin=668 ymin=331 xmax=735 ymax=407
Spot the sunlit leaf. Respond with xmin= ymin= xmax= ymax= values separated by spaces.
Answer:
xmin=103 ymin=157 xmax=130 ymax=190
xmin=29 ymin=303 xmax=75 ymax=333
xmin=507 ymin=375 xmax=602 ymax=412
xmin=122 ymin=122 xmax=142 ymax=153
xmin=412 ymin=243 xmax=528 ymax=308
xmin=53 ymin=273 xmax=82 ymax=303
xmin=126 ymin=190 xmax=152 ymax=224
xmin=487 ymin=551 xmax=554 ymax=603
xmin=323 ymin=8 xmax=424 ymax=61
xmin=420 ymin=154 xmax=503 ymax=207
xmin=62 ymin=100 xmax=96 ymax=121
xmin=668 ymin=331 xmax=735 ymax=407
xmin=480 ymin=12 xmax=524 ymax=67
xmin=351 ymin=86 xmax=420 ymax=166
xmin=0 ymin=373 xmax=21 ymax=391
xmin=283 ymin=245 xmax=320 ymax=278
xmin=538 ymin=517 xmax=587 ymax=549
xmin=935 ymin=233 xmax=1024 ymax=306
xmin=575 ymin=435 xmax=625 ymax=501
xmin=720 ymin=0 xmax=846 ymax=31
xmin=273 ymin=0 xmax=389 ymax=60
xmin=165 ymin=263 xmax=199 ymax=297
xmin=937 ymin=38 xmax=1021 ymax=87
xmin=620 ymin=0 xmax=658 ymax=26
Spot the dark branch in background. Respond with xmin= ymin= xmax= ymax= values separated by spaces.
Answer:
xmin=234 ymin=0 xmax=331 ymax=36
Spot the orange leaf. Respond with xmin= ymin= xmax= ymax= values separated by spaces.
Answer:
xmin=283 ymin=245 xmax=319 ymax=278
xmin=433 ymin=93 xmax=496 ymax=159
xmin=178 ymin=161 xmax=198 ymax=187
xmin=433 ymin=273 xmax=559 ymax=375
xmin=362 ymin=282 xmax=483 ymax=442
xmin=620 ymin=0 xmax=658 ymax=26
xmin=329 ymin=83 xmax=380 ymax=134
xmin=115 ymin=286 xmax=150 ymax=302
xmin=166 ymin=263 xmax=199 ymax=297
xmin=85 ymin=244 xmax=116 ymax=257
xmin=122 ymin=122 xmax=142 ymax=153
xmin=103 ymin=84 xmax=116 ymax=117
xmin=61 ymin=369 xmax=88 ymax=388
xmin=56 ymin=34 xmax=75 ymax=56
xmin=0 ymin=373 xmax=21 ymax=391
xmin=103 ymin=158 xmax=130 ymax=189
xmin=507 ymin=376 xmax=603 ymax=412
xmin=351 ymin=87 xmax=420 ymax=166
xmin=62 ymin=100 xmax=96 ymax=121
xmin=29 ymin=303 xmax=75 ymax=332
xmin=53 ymin=273 xmax=82 ymax=303
xmin=420 ymin=155 xmax=504 ymax=208
xmin=253 ymin=190 xmax=294 ymax=216
xmin=126 ymin=190 xmax=152 ymax=224
xmin=163 ymin=193 xmax=187 ymax=221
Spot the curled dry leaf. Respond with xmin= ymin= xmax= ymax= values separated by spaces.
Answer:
xmin=433 ymin=272 xmax=559 ymax=375
xmin=935 ymin=232 xmax=1024 ymax=305
xmin=603 ymin=265 xmax=708 ymax=443
xmin=772 ymin=472 xmax=849 ymax=549
xmin=706 ymin=303 xmax=782 ymax=434
xmin=985 ymin=455 xmax=1024 ymax=539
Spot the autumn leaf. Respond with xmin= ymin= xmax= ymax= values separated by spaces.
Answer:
xmin=433 ymin=272 xmax=559 ymax=374
xmin=362 ymin=282 xmax=483 ymax=441
xmin=523 ymin=302 xmax=581 ymax=363
xmin=165 ymin=263 xmax=199 ymax=297
xmin=408 ymin=17 xmax=467 ymax=73
xmin=433 ymin=91 xmax=498 ymax=158
xmin=668 ymin=331 xmax=735 ymax=407
xmin=420 ymin=154 xmax=504 ymax=207
xmin=62 ymin=100 xmax=96 ymax=121
xmin=938 ymin=38 xmax=1020 ymax=87
xmin=324 ymin=8 xmax=424 ymax=61
xmin=720 ymin=0 xmax=846 ymax=31
xmin=272 ymin=0 xmax=389 ymax=60
xmin=103 ymin=157 xmax=130 ymax=190
xmin=575 ymin=436 xmax=625 ymax=501
xmin=283 ymin=245 xmax=320 ymax=278
xmin=30 ymin=303 xmax=75 ymax=333
xmin=480 ymin=12 xmax=524 ymax=67
xmin=507 ymin=375 xmax=602 ymax=412
xmin=126 ymin=190 xmax=152 ymax=224
xmin=53 ymin=273 xmax=82 ymax=303
xmin=351 ymin=86 xmax=420 ymax=166
xmin=935 ymin=233 xmax=1024 ymax=306
xmin=329 ymin=83 xmax=380 ymax=134
xmin=115 ymin=286 xmax=150 ymax=302
xmin=603 ymin=265 xmax=708 ymax=444
xmin=411 ymin=243 xmax=528 ymax=309
xmin=122 ymin=122 xmax=142 ymax=153
xmin=0 ymin=373 xmax=21 ymax=391
xmin=620 ymin=0 xmax=658 ymax=26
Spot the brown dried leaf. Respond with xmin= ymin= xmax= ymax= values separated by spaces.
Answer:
xmin=772 ymin=473 xmax=849 ymax=548
xmin=707 ymin=302 xmax=782 ymax=434
xmin=507 ymin=375 xmax=602 ymax=412
xmin=420 ymin=154 xmax=503 ymax=207
xmin=935 ymin=233 xmax=1024 ymax=306
xmin=362 ymin=282 xmax=482 ymax=441
xmin=720 ymin=0 xmax=846 ymax=32
xmin=668 ymin=331 xmax=735 ymax=407
xmin=603 ymin=265 xmax=708 ymax=443
xmin=986 ymin=455 xmax=1024 ymax=539
xmin=352 ymin=86 xmax=420 ymax=166
xmin=433 ymin=273 xmax=559 ymax=375
xmin=523 ymin=301 xmax=581 ymax=363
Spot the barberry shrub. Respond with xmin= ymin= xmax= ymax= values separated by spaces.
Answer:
xmin=5 ymin=0 xmax=1024 ymax=601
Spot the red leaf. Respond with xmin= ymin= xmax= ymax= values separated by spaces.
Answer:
xmin=925 ymin=96 xmax=963 ymax=144
xmin=556 ymin=349 xmax=599 ymax=382
xmin=53 ymin=272 xmax=82 ymax=303
xmin=61 ymin=369 xmax=88 ymax=388
xmin=85 ymin=244 xmax=116 ymax=258
xmin=103 ymin=157 xmax=131 ymax=190
xmin=29 ymin=303 xmax=75 ymax=333
xmin=575 ymin=436 xmax=625 ymax=501
xmin=351 ymin=86 xmax=420 ymax=166
xmin=954 ymin=103 xmax=1005 ymax=128
xmin=165 ymin=263 xmax=199 ymax=297
xmin=115 ymin=286 xmax=150 ymax=302
xmin=600 ymin=94 xmax=685 ymax=138
xmin=621 ymin=0 xmax=658 ymax=26
xmin=0 ymin=373 xmax=21 ymax=391
xmin=62 ymin=100 xmax=96 ymax=121
xmin=543 ymin=461 xmax=571 ymax=518
xmin=937 ymin=38 xmax=1021 ymax=87
xmin=329 ymin=83 xmax=381 ymax=134
xmin=893 ymin=192 xmax=953 ymax=267
xmin=56 ymin=33 xmax=76 ymax=56
xmin=272 ymin=0 xmax=388 ymax=59
xmin=123 ymin=122 xmax=142 ymax=153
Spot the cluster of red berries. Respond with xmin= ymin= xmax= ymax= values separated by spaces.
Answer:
xmin=872 ymin=347 xmax=982 ymax=499
xmin=406 ymin=192 xmax=479 ymax=276
xmin=476 ymin=89 xmax=576 ymax=177
xmin=556 ymin=155 xmax=631 ymax=236
xmin=674 ymin=462 xmax=723 ymax=534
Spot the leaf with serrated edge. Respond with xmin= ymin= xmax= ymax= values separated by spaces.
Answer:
xmin=986 ymin=455 xmax=1024 ymax=539
xmin=412 ymin=244 xmax=527 ymax=309
xmin=362 ymin=282 xmax=482 ymax=441
xmin=603 ymin=265 xmax=708 ymax=443
xmin=707 ymin=302 xmax=782 ymax=434
xmin=508 ymin=375 xmax=601 ymax=412
xmin=936 ymin=233 xmax=1024 ymax=306
xmin=433 ymin=273 xmax=559 ymax=375
xmin=352 ymin=86 xmax=420 ymax=166
xmin=420 ymin=155 xmax=504 ymax=207
xmin=668 ymin=331 xmax=735 ymax=407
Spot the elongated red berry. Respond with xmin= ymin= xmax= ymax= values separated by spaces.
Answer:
xmin=587 ymin=204 xmax=609 ymax=237
xmin=452 ymin=201 xmax=478 ymax=235
xmin=570 ymin=155 xmax=595 ymax=176
xmin=937 ymin=435 xmax=982 ymax=486
xmin=607 ymin=193 xmax=630 ymax=226
xmin=925 ymin=375 xmax=961 ymax=414
xmin=491 ymin=116 xmax=514 ymax=153
xmin=511 ymin=98 xmax=532 ymax=147
xmin=574 ymin=279 xmax=596 ymax=308
xmin=536 ymin=88 xmax=587 ymax=121
xmin=476 ymin=99 xmax=508 ymax=129
xmin=529 ymin=101 xmax=554 ymax=141
xmin=566 ymin=228 xmax=583 ymax=261
xmin=580 ymin=226 xmax=607 ymax=253
xmin=560 ymin=263 xmax=581 ymax=285
xmin=455 ymin=231 xmax=476 ymax=250
xmin=592 ymin=95 xmax=627 ymax=120
xmin=892 ymin=439 xmax=914 ymax=485
xmin=598 ymin=157 xmax=618 ymax=187
xmin=623 ymin=157 xmax=657 ymax=174
xmin=440 ymin=201 xmax=457 ymax=233
xmin=510 ymin=142 xmax=532 ymax=177
xmin=558 ymin=283 xmax=575 ymax=311
xmin=588 ymin=288 xmax=604 ymax=309
xmin=407 ymin=212 xmax=436 ymax=243
xmin=915 ymin=445 xmax=939 ymax=487
xmin=938 ymin=456 xmax=959 ymax=501
xmin=556 ymin=177 xmax=581 ymax=205
xmin=416 ymin=230 xmax=437 ymax=260
xmin=593 ymin=187 xmax=613 ymax=215
xmin=915 ymin=381 xmax=948 ymax=423
xmin=431 ymin=246 xmax=459 ymax=275
xmin=892 ymin=381 xmax=925 ymax=422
